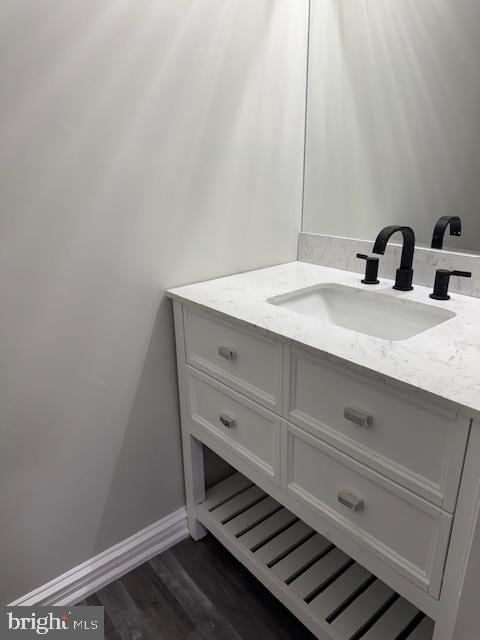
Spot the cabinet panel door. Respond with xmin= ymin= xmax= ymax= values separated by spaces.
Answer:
xmin=286 ymin=423 xmax=452 ymax=598
xmin=184 ymin=307 xmax=283 ymax=411
xmin=186 ymin=366 xmax=280 ymax=481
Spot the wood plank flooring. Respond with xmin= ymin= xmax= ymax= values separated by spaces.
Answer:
xmin=80 ymin=535 xmax=315 ymax=640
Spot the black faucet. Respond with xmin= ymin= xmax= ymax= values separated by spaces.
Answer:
xmin=431 ymin=216 xmax=462 ymax=250
xmin=372 ymin=225 xmax=415 ymax=291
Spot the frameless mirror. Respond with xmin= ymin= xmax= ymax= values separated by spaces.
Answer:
xmin=303 ymin=0 xmax=480 ymax=253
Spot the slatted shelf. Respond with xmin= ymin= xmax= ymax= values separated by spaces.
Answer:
xmin=202 ymin=472 xmax=253 ymax=510
xmin=271 ymin=533 xmax=333 ymax=583
xmin=224 ymin=496 xmax=281 ymax=536
xmin=309 ymin=564 xmax=373 ymax=620
xmin=238 ymin=507 xmax=298 ymax=551
xmin=210 ymin=485 xmax=264 ymax=523
xmin=408 ymin=616 xmax=435 ymax=639
xmin=361 ymin=597 xmax=421 ymax=640
xmin=330 ymin=581 xmax=396 ymax=639
xmin=255 ymin=519 xmax=314 ymax=566
xmin=289 ymin=548 xmax=352 ymax=600
xmin=197 ymin=472 xmax=435 ymax=640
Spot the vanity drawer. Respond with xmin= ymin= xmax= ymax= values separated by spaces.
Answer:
xmin=285 ymin=423 xmax=452 ymax=598
xmin=184 ymin=306 xmax=283 ymax=412
xmin=286 ymin=347 xmax=470 ymax=511
xmin=186 ymin=366 xmax=280 ymax=481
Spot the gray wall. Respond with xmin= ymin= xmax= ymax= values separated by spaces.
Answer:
xmin=303 ymin=0 xmax=480 ymax=251
xmin=0 ymin=0 xmax=308 ymax=603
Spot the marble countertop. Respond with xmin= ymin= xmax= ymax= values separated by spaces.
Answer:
xmin=167 ymin=261 xmax=480 ymax=418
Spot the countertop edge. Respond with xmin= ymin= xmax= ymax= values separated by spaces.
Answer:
xmin=167 ymin=293 xmax=479 ymax=421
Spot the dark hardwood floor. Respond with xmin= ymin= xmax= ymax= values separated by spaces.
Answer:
xmin=80 ymin=534 xmax=315 ymax=640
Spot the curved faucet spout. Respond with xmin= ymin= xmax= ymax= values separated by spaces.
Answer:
xmin=372 ymin=225 xmax=416 ymax=271
xmin=431 ymin=216 xmax=462 ymax=250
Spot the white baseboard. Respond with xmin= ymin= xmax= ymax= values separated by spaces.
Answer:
xmin=10 ymin=507 xmax=188 ymax=607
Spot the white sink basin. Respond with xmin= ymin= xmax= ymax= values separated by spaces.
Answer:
xmin=267 ymin=283 xmax=456 ymax=341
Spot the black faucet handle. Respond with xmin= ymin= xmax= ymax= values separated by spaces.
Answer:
xmin=430 ymin=269 xmax=472 ymax=301
xmin=356 ymin=253 xmax=380 ymax=285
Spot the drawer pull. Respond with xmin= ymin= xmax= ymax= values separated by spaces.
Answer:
xmin=218 ymin=346 xmax=237 ymax=361
xmin=219 ymin=414 xmax=236 ymax=429
xmin=344 ymin=406 xmax=373 ymax=428
xmin=337 ymin=489 xmax=364 ymax=512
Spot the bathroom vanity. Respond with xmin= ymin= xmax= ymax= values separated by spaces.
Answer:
xmin=168 ymin=261 xmax=480 ymax=640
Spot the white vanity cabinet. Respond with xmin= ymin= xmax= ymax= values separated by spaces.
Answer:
xmin=172 ymin=300 xmax=476 ymax=640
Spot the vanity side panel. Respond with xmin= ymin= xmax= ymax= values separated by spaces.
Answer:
xmin=434 ymin=419 xmax=480 ymax=640
xmin=452 ymin=516 xmax=480 ymax=640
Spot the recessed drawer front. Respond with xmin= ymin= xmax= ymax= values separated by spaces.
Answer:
xmin=286 ymin=423 xmax=452 ymax=598
xmin=184 ymin=307 xmax=283 ymax=412
xmin=186 ymin=367 xmax=280 ymax=481
xmin=286 ymin=348 xmax=470 ymax=511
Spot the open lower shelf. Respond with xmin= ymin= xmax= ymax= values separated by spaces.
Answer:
xmin=196 ymin=472 xmax=434 ymax=640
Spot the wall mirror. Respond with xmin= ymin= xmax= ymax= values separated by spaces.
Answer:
xmin=303 ymin=0 xmax=480 ymax=252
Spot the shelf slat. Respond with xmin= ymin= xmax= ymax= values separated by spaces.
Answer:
xmin=407 ymin=616 xmax=435 ymax=639
xmin=225 ymin=496 xmax=281 ymax=537
xmin=255 ymin=519 xmax=314 ymax=566
xmin=290 ymin=548 xmax=352 ymax=601
xmin=271 ymin=533 xmax=333 ymax=583
xmin=331 ymin=580 xmax=396 ymax=639
xmin=309 ymin=563 xmax=373 ymax=621
xmin=238 ymin=508 xmax=298 ymax=551
xmin=201 ymin=473 xmax=253 ymax=511
xmin=361 ymin=597 xmax=420 ymax=640
xmin=210 ymin=485 xmax=265 ymax=523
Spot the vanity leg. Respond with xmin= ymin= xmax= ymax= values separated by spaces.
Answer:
xmin=182 ymin=432 xmax=207 ymax=540
xmin=173 ymin=299 xmax=207 ymax=540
